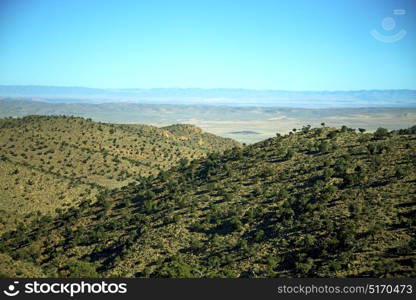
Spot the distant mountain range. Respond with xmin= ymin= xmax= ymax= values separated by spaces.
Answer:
xmin=1 ymin=85 xmax=415 ymax=108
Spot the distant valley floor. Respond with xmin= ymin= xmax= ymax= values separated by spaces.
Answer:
xmin=1 ymin=99 xmax=415 ymax=143
xmin=183 ymin=111 xmax=416 ymax=143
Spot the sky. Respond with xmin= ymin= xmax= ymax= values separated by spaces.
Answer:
xmin=0 ymin=0 xmax=415 ymax=90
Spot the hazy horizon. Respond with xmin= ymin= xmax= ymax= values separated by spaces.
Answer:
xmin=1 ymin=85 xmax=416 ymax=109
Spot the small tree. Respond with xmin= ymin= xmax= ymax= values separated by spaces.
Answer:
xmin=367 ymin=144 xmax=376 ymax=155
xmin=374 ymin=127 xmax=389 ymax=139
xmin=285 ymin=149 xmax=295 ymax=160
xmin=327 ymin=131 xmax=337 ymax=139
xmin=318 ymin=142 xmax=330 ymax=153
xmin=395 ymin=168 xmax=406 ymax=179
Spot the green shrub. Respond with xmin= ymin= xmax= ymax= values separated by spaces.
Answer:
xmin=374 ymin=127 xmax=389 ymax=139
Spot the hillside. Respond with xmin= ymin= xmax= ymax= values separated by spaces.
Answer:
xmin=1 ymin=125 xmax=415 ymax=278
xmin=0 ymin=116 xmax=239 ymax=231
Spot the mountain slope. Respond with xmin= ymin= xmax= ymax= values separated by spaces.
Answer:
xmin=0 ymin=115 xmax=239 ymax=231
xmin=0 ymin=125 xmax=415 ymax=278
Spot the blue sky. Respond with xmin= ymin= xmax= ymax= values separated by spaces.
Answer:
xmin=0 ymin=0 xmax=415 ymax=90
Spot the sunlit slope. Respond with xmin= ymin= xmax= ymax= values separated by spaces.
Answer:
xmin=0 ymin=116 xmax=239 ymax=231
